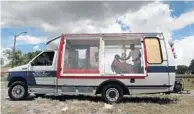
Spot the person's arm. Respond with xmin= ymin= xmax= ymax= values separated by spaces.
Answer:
xmin=120 ymin=52 xmax=131 ymax=61
xmin=125 ymin=54 xmax=131 ymax=60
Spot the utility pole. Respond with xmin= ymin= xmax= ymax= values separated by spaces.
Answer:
xmin=11 ymin=35 xmax=17 ymax=68
xmin=11 ymin=32 xmax=27 ymax=68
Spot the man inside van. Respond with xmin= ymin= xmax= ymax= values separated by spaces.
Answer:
xmin=121 ymin=44 xmax=142 ymax=73
xmin=111 ymin=54 xmax=123 ymax=74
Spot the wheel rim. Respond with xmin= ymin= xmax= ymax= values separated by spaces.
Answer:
xmin=11 ymin=85 xmax=25 ymax=99
xmin=105 ymin=88 xmax=119 ymax=102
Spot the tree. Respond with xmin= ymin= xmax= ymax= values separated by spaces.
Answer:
xmin=22 ymin=51 xmax=41 ymax=64
xmin=3 ymin=49 xmax=24 ymax=67
xmin=2 ymin=49 xmax=41 ymax=67
xmin=176 ymin=65 xmax=188 ymax=74
xmin=188 ymin=59 xmax=194 ymax=74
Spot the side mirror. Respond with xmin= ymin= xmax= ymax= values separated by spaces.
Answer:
xmin=31 ymin=62 xmax=34 ymax=66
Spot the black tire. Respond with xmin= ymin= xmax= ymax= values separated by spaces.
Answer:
xmin=173 ymin=83 xmax=183 ymax=93
xmin=102 ymin=84 xmax=123 ymax=104
xmin=8 ymin=81 xmax=28 ymax=100
xmin=35 ymin=94 xmax=45 ymax=98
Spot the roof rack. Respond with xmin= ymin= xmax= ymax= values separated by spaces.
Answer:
xmin=46 ymin=33 xmax=163 ymax=45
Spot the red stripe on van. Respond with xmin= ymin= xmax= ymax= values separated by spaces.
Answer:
xmin=58 ymin=76 xmax=145 ymax=79
xmin=63 ymin=69 xmax=100 ymax=74
xmin=57 ymin=34 xmax=64 ymax=79
xmin=142 ymin=34 xmax=148 ymax=77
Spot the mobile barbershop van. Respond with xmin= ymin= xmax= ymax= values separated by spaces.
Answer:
xmin=7 ymin=33 xmax=177 ymax=103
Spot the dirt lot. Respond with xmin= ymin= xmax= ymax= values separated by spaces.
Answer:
xmin=1 ymin=82 xmax=194 ymax=114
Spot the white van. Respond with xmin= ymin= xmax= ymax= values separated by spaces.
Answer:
xmin=7 ymin=33 xmax=177 ymax=103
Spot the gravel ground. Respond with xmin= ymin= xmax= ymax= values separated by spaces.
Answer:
xmin=1 ymin=82 xmax=194 ymax=114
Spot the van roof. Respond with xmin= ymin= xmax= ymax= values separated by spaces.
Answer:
xmin=62 ymin=32 xmax=163 ymax=37
xmin=46 ymin=32 xmax=164 ymax=45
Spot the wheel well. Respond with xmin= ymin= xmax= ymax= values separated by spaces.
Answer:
xmin=8 ymin=77 xmax=27 ymax=87
xmin=95 ymin=80 xmax=129 ymax=95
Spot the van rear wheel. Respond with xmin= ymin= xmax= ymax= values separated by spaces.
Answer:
xmin=8 ymin=81 xmax=28 ymax=100
xmin=102 ymin=84 xmax=123 ymax=104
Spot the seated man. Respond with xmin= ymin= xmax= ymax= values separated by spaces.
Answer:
xmin=111 ymin=54 xmax=131 ymax=74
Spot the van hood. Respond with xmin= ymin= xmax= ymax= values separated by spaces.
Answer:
xmin=8 ymin=64 xmax=28 ymax=72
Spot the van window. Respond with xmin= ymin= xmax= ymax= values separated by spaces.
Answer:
xmin=63 ymin=39 xmax=100 ymax=74
xmin=145 ymin=38 xmax=162 ymax=64
xmin=104 ymin=38 xmax=144 ymax=74
xmin=32 ymin=52 xmax=54 ymax=66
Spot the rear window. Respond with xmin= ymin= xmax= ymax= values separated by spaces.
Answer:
xmin=145 ymin=38 xmax=162 ymax=64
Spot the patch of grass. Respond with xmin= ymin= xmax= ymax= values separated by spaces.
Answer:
xmin=1 ymin=93 xmax=194 ymax=114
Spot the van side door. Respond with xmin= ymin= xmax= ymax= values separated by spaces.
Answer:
xmin=144 ymin=37 xmax=169 ymax=86
xmin=28 ymin=51 xmax=57 ymax=87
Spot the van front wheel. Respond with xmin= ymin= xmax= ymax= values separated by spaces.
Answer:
xmin=8 ymin=81 xmax=28 ymax=100
xmin=102 ymin=84 xmax=123 ymax=104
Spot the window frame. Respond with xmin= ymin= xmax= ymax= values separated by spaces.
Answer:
xmin=61 ymin=36 xmax=147 ymax=77
xmin=62 ymin=38 xmax=101 ymax=75
xmin=103 ymin=38 xmax=146 ymax=75
xmin=144 ymin=37 xmax=163 ymax=64
xmin=74 ymin=46 xmax=88 ymax=69
xmin=31 ymin=51 xmax=55 ymax=66
xmin=64 ymin=44 xmax=99 ymax=69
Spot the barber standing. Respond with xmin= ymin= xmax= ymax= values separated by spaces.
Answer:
xmin=121 ymin=44 xmax=141 ymax=73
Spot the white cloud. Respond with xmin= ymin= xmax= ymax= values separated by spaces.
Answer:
xmin=41 ymin=23 xmax=59 ymax=32
xmin=1 ymin=1 xmax=151 ymax=37
xmin=33 ymin=45 xmax=41 ymax=51
xmin=98 ymin=20 xmax=124 ymax=33
xmin=117 ymin=2 xmax=194 ymax=38
xmin=117 ymin=2 xmax=194 ymax=65
xmin=16 ymin=35 xmax=46 ymax=44
xmin=1 ymin=1 xmax=151 ymax=28
xmin=117 ymin=2 xmax=173 ymax=39
xmin=67 ymin=18 xmax=123 ymax=33
xmin=171 ymin=10 xmax=194 ymax=30
xmin=174 ymin=36 xmax=194 ymax=66
xmin=0 ymin=21 xmax=5 ymax=27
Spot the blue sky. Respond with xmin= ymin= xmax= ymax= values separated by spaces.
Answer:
xmin=168 ymin=1 xmax=194 ymax=40
xmin=1 ymin=27 xmax=47 ymax=53
xmin=1 ymin=1 xmax=194 ymax=65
